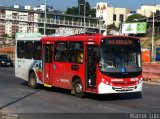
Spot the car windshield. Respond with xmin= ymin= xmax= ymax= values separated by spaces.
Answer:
xmin=99 ymin=38 xmax=141 ymax=73
xmin=0 ymin=55 xmax=10 ymax=60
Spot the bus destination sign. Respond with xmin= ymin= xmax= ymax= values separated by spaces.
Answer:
xmin=108 ymin=40 xmax=133 ymax=45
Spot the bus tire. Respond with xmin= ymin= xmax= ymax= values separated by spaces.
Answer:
xmin=29 ymin=72 xmax=38 ymax=89
xmin=73 ymin=79 xmax=85 ymax=98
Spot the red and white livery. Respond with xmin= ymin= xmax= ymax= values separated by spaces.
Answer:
xmin=15 ymin=33 xmax=143 ymax=97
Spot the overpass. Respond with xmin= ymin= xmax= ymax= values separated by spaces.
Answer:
xmin=0 ymin=7 xmax=106 ymax=35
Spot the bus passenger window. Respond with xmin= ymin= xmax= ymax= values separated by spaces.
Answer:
xmin=24 ymin=41 xmax=33 ymax=59
xmin=33 ymin=42 xmax=42 ymax=60
xmin=69 ymin=42 xmax=84 ymax=63
xmin=17 ymin=41 xmax=24 ymax=58
xmin=54 ymin=42 xmax=68 ymax=62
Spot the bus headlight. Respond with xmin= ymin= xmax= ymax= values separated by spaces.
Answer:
xmin=102 ymin=78 xmax=105 ymax=82
xmin=131 ymin=78 xmax=138 ymax=82
xmin=101 ymin=78 xmax=109 ymax=85
xmin=101 ymin=78 xmax=113 ymax=86
xmin=138 ymin=78 xmax=143 ymax=84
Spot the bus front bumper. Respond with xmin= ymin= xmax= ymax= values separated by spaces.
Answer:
xmin=98 ymin=82 xmax=143 ymax=94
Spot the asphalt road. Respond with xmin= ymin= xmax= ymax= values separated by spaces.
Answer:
xmin=0 ymin=67 xmax=160 ymax=119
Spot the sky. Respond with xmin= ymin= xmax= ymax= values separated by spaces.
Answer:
xmin=0 ymin=0 xmax=159 ymax=11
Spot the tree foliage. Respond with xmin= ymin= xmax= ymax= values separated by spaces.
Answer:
xmin=126 ymin=14 xmax=146 ymax=23
xmin=66 ymin=0 xmax=96 ymax=17
xmin=12 ymin=34 xmax=15 ymax=39
xmin=1 ymin=34 xmax=9 ymax=38
xmin=107 ymin=24 xmax=118 ymax=31
xmin=155 ymin=10 xmax=160 ymax=16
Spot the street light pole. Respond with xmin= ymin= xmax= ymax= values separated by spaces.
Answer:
xmin=79 ymin=4 xmax=80 ymax=15
xmin=83 ymin=0 xmax=86 ymax=34
xmin=44 ymin=0 xmax=47 ymax=35
xmin=151 ymin=12 xmax=155 ymax=62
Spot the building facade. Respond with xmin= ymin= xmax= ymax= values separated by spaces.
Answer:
xmin=0 ymin=5 xmax=101 ymax=37
xmin=107 ymin=7 xmax=130 ymax=27
xmin=137 ymin=4 xmax=160 ymax=17
xmin=96 ymin=2 xmax=130 ymax=28
xmin=0 ymin=7 xmax=40 ymax=36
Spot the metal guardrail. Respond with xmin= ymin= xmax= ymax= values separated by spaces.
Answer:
xmin=0 ymin=14 xmax=106 ymax=29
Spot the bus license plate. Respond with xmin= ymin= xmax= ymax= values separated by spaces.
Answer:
xmin=122 ymin=87 xmax=130 ymax=90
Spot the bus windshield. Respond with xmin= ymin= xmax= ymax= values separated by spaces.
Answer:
xmin=99 ymin=38 xmax=141 ymax=73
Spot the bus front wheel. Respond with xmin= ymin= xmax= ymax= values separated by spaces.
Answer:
xmin=29 ymin=72 xmax=38 ymax=89
xmin=73 ymin=79 xmax=85 ymax=98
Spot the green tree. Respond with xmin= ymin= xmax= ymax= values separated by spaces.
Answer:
xmin=1 ymin=34 xmax=9 ymax=38
xmin=108 ymin=24 xmax=118 ymax=31
xmin=155 ymin=10 xmax=160 ymax=16
xmin=90 ymin=8 xmax=96 ymax=17
xmin=66 ymin=0 xmax=95 ymax=17
xmin=12 ymin=34 xmax=16 ymax=39
xmin=126 ymin=14 xmax=146 ymax=23
xmin=66 ymin=7 xmax=78 ymax=15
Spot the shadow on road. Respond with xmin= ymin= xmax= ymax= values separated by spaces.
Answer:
xmin=20 ymin=81 xmax=142 ymax=101
xmin=0 ymin=89 xmax=41 ymax=110
xmin=40 ymin=86 xmax=142 ymax=101
xmin=85 ymin=92 xmax=142 ymax=101
xmin=21 ymin=81 xmax=28 ymax=86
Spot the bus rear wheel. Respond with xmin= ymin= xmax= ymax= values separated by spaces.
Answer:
xmin=29 ymin=72 xmax=38 ymax=89
xmin=73 ymin=79 xmax=85 ymax=98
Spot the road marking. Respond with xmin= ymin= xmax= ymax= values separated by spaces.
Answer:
xmin=99 ymin=105 xmax=129 ymax=113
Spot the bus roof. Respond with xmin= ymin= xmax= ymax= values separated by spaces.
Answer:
xmin=41 ymin=34 xmax=140 ymax=45
xmin=16 ymin=37 xmax=42 ymax=41
xmin=16 ymin=33 xmax=140 ymax=44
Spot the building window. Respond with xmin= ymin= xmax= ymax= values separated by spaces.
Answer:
xmin=54 ymin=42 xmax=68 ymax=62
xmin=119 ymin=14 xmax=124 ymax=22
xmin=113 ymin=14 xmax=116 ymax=21
xmin=69 ymin=42 xmax=84 ymax=63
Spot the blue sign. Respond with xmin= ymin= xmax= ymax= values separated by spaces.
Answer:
xmin=53 ymin=64 xmax=56 ymax=70
xmin=156 ymin=48 xmax=160 ymax=61
xmin=121 ymin=67 xmax=126 ymax=72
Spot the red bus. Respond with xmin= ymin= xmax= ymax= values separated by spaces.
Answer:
xmin=15 ymin=33 xmax=142 ymax=98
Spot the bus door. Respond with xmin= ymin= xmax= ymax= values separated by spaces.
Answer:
xmin=86 ymin=45 xmax=97 ymax=91
xmin=43 ymin=44 xmax=53 ymax=85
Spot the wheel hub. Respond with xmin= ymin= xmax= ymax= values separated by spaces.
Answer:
xmin=75 ymin=84 xmax=82 ymax=93
xmin=31 ymin=77 xmax=36 ymax=86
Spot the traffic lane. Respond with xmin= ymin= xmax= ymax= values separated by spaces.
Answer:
xmin=1 ymin=67 xmax=122 ymax=113
xmin=0 ymin=90 xmax=156 ymax=113
xmin=0 ymin=67 xmax=160 ymax=113
xmin=1 ymin=86 xmax=132 ymax=113
xmin=0 ymin=67 xmax=41 ymax=109
xmin=1 ymin=85 xmax=158 ymax=113
xmin=0 ymin=67 xmax=140 ymax=113
xmin=98 ymin=83 xmax=160 ymax=113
